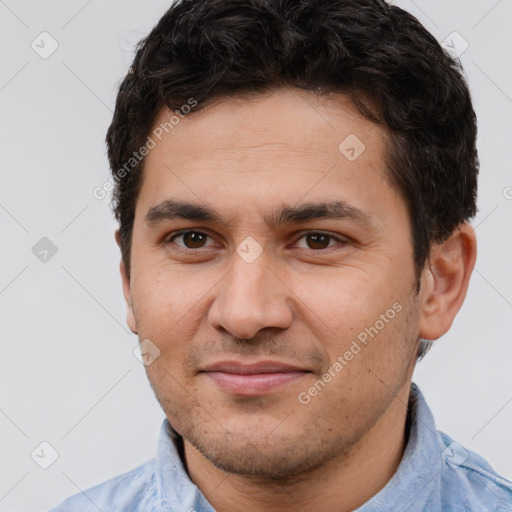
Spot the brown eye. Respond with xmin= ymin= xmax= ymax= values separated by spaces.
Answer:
xmin=293 ymin=231 xmax=346 ymax=251
xmin=170 ymin=231 xmax=212 ymax=249
xmin=305 ymin=233 xmax=331 ymax=249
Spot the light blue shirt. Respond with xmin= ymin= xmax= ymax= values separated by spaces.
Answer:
xmin=49 ymin=384 xmax=512 ymax=511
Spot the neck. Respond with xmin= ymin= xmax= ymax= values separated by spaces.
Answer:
xmin=183 ymin=382 xmax=412 ymax=512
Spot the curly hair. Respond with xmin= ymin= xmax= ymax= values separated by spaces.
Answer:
xmin=107 ymin=0 xmax=478 ymax=293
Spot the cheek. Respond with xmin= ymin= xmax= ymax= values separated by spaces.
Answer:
xmin=131 ymin=265 xmax=206 ymax=323
xmin=291 ymin=268 xmax=413 ymax=367
xmin=129 ymin=268 xmax=218 ymax=365
xmin=290 ymin=270 xmax=383 ymax=337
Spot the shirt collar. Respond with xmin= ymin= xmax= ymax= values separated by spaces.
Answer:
xmin=355 ymin=383 xmax=442 ymax=511
xmin=155 ymin=419 xmax=216 ymax=511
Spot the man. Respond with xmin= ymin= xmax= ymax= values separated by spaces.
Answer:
xmin=50 ymin=0 xmax=512 ymax=510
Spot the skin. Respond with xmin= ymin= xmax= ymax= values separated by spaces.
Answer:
xmin=117 ymin=88 xmax=477 ymax=512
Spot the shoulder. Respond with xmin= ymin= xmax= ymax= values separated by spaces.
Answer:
xmin=435 ymin=431 xmax=512 ymax=510
xmin=47 ymin=459 xmax=159 ymax=512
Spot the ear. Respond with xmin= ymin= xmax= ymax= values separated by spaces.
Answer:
xmin=418 ymin=222 xmax=477 ymax=341
xmin=115 ymin=230 xmax=137 ymax=335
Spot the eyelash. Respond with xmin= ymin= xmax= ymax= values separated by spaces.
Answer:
xmin=165 ymin=230 xmax=348 ymax=252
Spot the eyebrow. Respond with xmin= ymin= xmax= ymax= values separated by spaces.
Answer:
xmin=144 ymin=199 xmax=375 ymax=230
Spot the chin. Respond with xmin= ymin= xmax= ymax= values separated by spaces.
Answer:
xmin=184 ymin=420 xmax=345 ymax=481
xmin=198 ymin=438 xmax=317 ymax=479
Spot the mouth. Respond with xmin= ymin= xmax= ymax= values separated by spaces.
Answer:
xmin=200 ymin=361 xmax=310 ymax=396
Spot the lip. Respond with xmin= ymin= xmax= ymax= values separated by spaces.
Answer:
xmin=201 ymin=360 xmax=309 ymax=396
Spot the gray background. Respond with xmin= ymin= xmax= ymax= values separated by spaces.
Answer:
xmin=1 ymin=0 xmax=511 ymax=510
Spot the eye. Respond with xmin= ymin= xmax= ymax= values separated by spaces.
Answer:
xmin=166 ymin=230 xmax=347 ymax=252
xmin=293 ymin=231 xmax=347 ymax=250
xmin=168 ymin=230 xmax=216 ymax=249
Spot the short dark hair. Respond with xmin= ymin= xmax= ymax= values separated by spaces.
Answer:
xmin=107 ymin=0 xmax=478 ymax=288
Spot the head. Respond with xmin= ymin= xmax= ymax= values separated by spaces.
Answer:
xmin=108 ymin=0 xmax=478 ymax=480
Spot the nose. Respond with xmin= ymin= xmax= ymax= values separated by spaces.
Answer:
xmin=208 ymin=249 xmax=293 ymax=340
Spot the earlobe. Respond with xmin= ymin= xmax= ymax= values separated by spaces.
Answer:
xmin=115 ymin=230 xmax=138 ymax=335
xmin=418 ymin=223 xmax=477 ymax=341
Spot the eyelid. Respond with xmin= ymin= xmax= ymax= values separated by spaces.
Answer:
xmin=291 ymin=230 xmax=348 ymax=249
xmin=166 ymin=229 xmax=217 ymax=249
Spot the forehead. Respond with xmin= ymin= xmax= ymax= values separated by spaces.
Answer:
xmin=148 ymin=89 xmax=386 ymax=163
xmin=137 ymin=89 xmax=399 ymax=224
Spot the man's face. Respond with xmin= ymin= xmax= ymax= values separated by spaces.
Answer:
xmin=122 ymin=89 xmax=423 ymax=478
